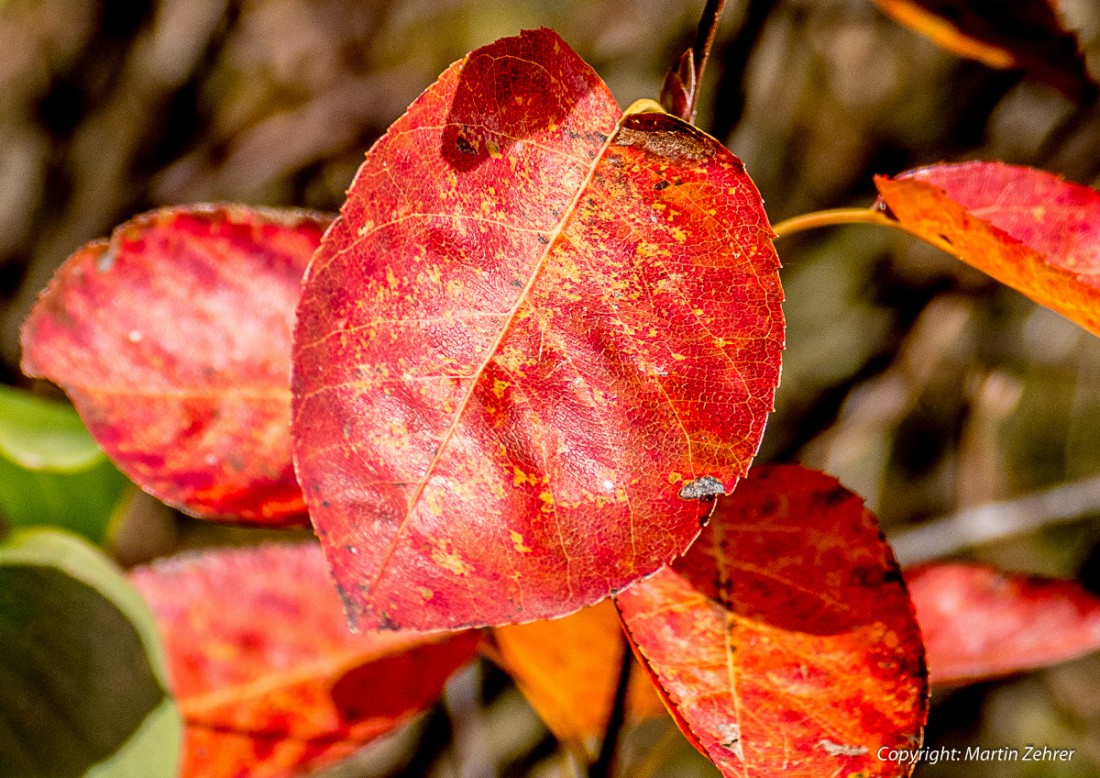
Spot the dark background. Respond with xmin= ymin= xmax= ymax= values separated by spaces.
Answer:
xmin=2 ymin=0 xmax=1099 ymax=775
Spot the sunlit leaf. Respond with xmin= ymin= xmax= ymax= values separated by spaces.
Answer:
xmin=616 ymin=465 xmax=927 ymax=778
xmin=0 ymin=386 xmax=129 ymax=543
xmin=907 ymin=563 xmax=1100 ymax=686
xmin=875 ymin=162 xmax=1100 ymax=337
xmin=0 ymin=529 xmax=181 ymax=777
xmin=293 ymin=28 xmax=784 ymax=632
xmin=22 ymin=205 xmax=331 ymax=525
xmin=490 ymin=600 xmax=666 ymax=754
xmin=873 ymin=0 xmax=1097 ymax=101
xmin=129 ymin=542 xmax=479 ymax=778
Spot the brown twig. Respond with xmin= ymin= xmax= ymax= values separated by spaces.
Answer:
xmin=661 ymin=0 xmax=728 ymax=122
xmin=589 ymin=633 xmax=634 ymax=778
xmin=889 ymin=474 xmax=1100 ymax=566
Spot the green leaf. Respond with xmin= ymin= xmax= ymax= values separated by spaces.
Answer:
xmin=0 ymin=387 xmax=129 ymax=543
xmin=0 ymin=529 xmax=181 ymax=778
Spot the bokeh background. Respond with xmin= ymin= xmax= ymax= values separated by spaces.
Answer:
xmin=2 ymin=0 xmax=1100 ymax=775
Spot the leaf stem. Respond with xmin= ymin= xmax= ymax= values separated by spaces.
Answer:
xmin=770 ymin=207 xmax=893 ymax=238
xmin=589 ymin=634 xmax=633 ymax=778
xmin=771 ymin=206 xmax=958 ymax=256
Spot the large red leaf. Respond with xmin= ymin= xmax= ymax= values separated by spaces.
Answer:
xmin=872 ymin=0 xmax=1097 ymax=101
xmin=22 ymin=205 xmax=330 ymax=524
xmin=490 ymin=600 xmax=667 ymax=754
xmin=292 ymin=28 xmax=784 ymax=631
xmin=130 ymin=542 xmax=480 ymax=778
xmin=875 ymin=162 xmax=1100 ymax=337
xmin=907 ymin=563 xmax=1100 ymax=686
xmin=616 ymin=465 xmax=928 ymax=778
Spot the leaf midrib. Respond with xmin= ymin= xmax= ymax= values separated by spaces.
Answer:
xmin=362 ymin=123 xmax=618 ymax=609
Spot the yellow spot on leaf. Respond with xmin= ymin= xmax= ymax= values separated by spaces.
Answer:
xmin=668 ymin=471 xmax=682 ymax=484
xmin=431 ymin=541 xmax=473 ymax=576
xmin=510 ymin=531 xmax=532 ymax=553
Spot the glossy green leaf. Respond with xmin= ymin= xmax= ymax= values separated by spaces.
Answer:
xmin=0 ymin=529 xmax=181 ymax=777
xmin=0 ymin=387 xmax=129 ymax=543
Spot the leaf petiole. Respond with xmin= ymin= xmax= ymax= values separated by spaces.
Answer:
xmin=771 ymin=206 xmax=958 ymax=255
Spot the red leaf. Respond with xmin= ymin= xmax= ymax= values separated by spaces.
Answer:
xmin=22 ymin=205 xmax=330 ymax=524
xmin=875 ymin=162 xmax=1100 ymax=337
xmin=293 ymin=28 xmax=784 ymax=631
xmin=872 ymin=0 xmax=1097 ymax=101
xmin=616 ymin=465 xmax=928 ymax=778
xmin=130 ymin=542 xmax=480 ymax=778
xmin=490 ymin=600 xmax=667 ymax=753
xmin=907 ymin=563 xmax=1100 ymax=686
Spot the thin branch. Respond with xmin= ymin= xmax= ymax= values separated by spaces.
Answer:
xmin=589 ymin=634 xmax=634 ymax=778
xmin=662 ymin=0 xmax=728 ymax=122
xmin=690 ymin=0 xmax=728 ymax=108
xmin=889 ymin=474 xmax=1100 ymax=566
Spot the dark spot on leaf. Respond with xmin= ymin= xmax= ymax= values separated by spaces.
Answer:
xmin=510 ymin=278 xmax=523 ymax=288
xmin=816 ymin=485 xmax=851 ymax=509
xmin=674 ymin=179 xmax=684 ymax=186
xmin=378 ymin=611 xmax=399 ymax=631
xmin=455 ymin=135 xmax=476 ymax=156
xmin=882 ymin=566 xmax=903 ymax=585
xmin=536 ymin=235 xmax=549 ymax=244
xmin=654 ymin=180 xmax=671 ymax=191
xmin=678 ymin=475 xmax=725 ymax=501
xmin=615 ymin=112 xmax=715 ymax=163
xmin=321 ymin=500 xmax=330 ymax=508
xmin=335 ymin=582 xmax=356 ymax=617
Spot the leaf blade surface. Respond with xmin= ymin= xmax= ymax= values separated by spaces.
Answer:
xmin=875 ymin=162 xmax=1100 ymax=336
xmin=22 ymin=205 xmax=330 ymax=524
xmin=130 ymin=542 xmax=480 ymax=778
xmin=490 ymin=599 xmax=666 ymax=753
xmin=616 ymin=465 xmax=927 ymax=778
xmin=908 ymin=562 xmax=1100 ymax=686
xmin=0 ymin=529 xmax=181 ymax=778
xmin=292 ymin=28 xmax=784 ymax=631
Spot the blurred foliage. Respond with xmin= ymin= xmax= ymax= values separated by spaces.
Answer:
xmin=0 ymin=385 xmax=129 ymax=543
xmin=0 ymin=528 xmax=180 ymax=777
xmin=1 ymin=0 xmax=1100 ymax=775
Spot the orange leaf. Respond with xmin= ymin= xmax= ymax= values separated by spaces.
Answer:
xmin=21 ymin=205 xmax=331 ymax=525
xmin=130 ymin=543 xmax=480 ymax=778
xmin=490 ymin=600 xmax=666 ymax=754
xmin=907 ymin=563 xmax=1100 ymax=686
xmin=872 ymin=0 xmax=1097 ymax=101
xmin=293 ymin=28 xmax=784 ymax=631
xmin=875 ymin=162 xmax=1100 ymax=336
xmin=616 ymin=465 xmax=928 ymax=778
